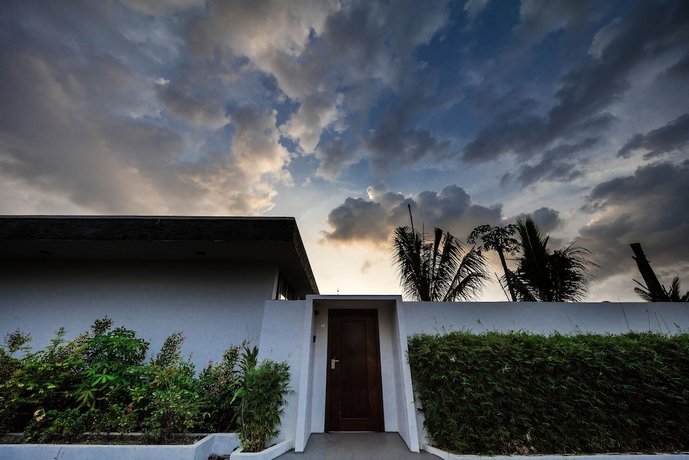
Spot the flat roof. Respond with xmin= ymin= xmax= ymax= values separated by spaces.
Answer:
xmin=0 ymin=215 xmax=318 ymax=296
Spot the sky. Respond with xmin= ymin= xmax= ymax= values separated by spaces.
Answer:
xmin=1 ymin=0 xmax=688 ymax=302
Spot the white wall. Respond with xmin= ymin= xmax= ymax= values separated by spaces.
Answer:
xmin=403 ymin=301 xmax=689 ymax=336
xmin=0 ymin=260 xmax=277 ymax=370
xmin=402 ymin=301 xmax=689 ymax=449
xmin=256 ymin=300 xmax=308 ymax=444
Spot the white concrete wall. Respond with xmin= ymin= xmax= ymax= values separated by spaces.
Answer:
xmin=256 ymin=300 xmax=308 ymax=444
xmin=0 ymin=433 xmax=238 ymax=460
xmin=0 ymin=260 xmax=277 ymax=370
xmin=403 ymin=301 xmax=689 ymax=336
xmin=402 ymin=301 xmax=689 ymax=449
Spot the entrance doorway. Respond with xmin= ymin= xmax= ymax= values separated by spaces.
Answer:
xmin=325 ymin=309 xmax=384 ymax=432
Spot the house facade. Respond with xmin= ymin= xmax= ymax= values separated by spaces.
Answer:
xmin=2 ymin=216 xmax=689 ymax=453
xmin=0 ymin=216 xmax=317 ymax=371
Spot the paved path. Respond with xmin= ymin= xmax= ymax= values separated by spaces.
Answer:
xmin=276 ymin=432 xmax=439 ymax=459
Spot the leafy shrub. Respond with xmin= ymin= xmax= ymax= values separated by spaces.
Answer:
xmin=197 ymin=345 xmax=241 ymax=432
xmin=408 ymin=331 xmax=689 ymax=455
xmin=132 ymin=332 xmax=202 ymax=443
xmin=0 ymin=319 xmax=246 ymax=444
xmin=0 ymin=328 xmax=84 ymax=432
xmin=233 ymin=346 xmax=290 ymax=452
xmin=73 ymin=322 xmax=149 ymax=410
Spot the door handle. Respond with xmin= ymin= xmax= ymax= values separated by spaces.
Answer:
xmin=330 ymin=358 xmax=340 ymax=369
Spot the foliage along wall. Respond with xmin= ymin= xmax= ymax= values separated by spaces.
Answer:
xmin=408 ymin=331 xmax=689 ymax=455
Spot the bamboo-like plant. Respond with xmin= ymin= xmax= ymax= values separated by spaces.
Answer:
xmin=232 ymin=345 xmax=290 ymax=452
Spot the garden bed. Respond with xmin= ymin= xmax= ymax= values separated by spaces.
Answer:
xmin=0 ymin=432 xmax=207 ymax=445
xmin=1 ymin=317 xmax=292 ymax=458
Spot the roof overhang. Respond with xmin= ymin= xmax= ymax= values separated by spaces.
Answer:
xmin=0 ymin=216 xmax=319 ymax=297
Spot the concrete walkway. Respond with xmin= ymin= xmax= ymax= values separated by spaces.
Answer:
xmin=276 ymin=433 xmax=439 ymax=459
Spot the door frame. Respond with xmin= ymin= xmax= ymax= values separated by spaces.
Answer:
xmin=324 ymin=308 xmax=385 ymax=432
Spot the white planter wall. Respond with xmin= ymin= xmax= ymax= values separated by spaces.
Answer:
xmin=0 ymin=433 xmax=238 ymax=460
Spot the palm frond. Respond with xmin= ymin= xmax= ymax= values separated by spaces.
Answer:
xmin=444 ymin=247 xmax=488 ymax=301
xmin=392 ymin=226 xmax=488 ymax=301
xmin=514 ymin=216 xmax=596 ymax=302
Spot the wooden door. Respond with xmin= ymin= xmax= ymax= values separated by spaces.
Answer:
xmin=325 ymin=309 xmax=384 ymax=432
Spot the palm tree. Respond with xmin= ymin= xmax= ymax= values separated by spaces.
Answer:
xmin=511 ymin=216 xmax=595 ymax=302
xmin=468 ymin=224 xmax=520 ymax=301
xmin=634 ymin=276 xmax=689 ymax=302
xmin=392 ymin=225 xmax=488 ymax=301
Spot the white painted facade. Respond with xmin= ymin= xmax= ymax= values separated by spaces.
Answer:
xmin=0 ymin=259 xmax=278 ymax=371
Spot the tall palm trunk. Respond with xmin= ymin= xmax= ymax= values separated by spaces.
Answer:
xmin=496 ymin=246 xmax=517 ymax=302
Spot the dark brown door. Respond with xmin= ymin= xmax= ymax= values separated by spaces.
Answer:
xmin=325 ymin=309 xmax=384 ymax=432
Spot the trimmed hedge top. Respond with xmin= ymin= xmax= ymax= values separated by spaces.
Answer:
xmin=408 ymin=331 xmax=689 ymax=455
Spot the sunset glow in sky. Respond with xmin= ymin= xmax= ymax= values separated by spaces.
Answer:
xmin=2 ymin=0 xmax=688 ymax=301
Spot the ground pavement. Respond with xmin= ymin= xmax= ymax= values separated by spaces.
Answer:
xmin=276 ymin=432 xmax=438 ymax=459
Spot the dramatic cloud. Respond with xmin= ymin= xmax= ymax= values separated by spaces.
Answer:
xmin=463 ymin=1 xmax=689 ymax=169
xmin=514 ymin=0 xmax=599 ymax=46
xmin=363 ymin=104 xmax=453 ymax=171
xmin=530 ymin=207 xmax=563 ymax=233
xmin=186 ymin=0 xmax=450 ymax=168
xmin=579 ymin=161 xmax=689 ymax=280
xmin=0 ymin=2 xmax=292 ymax=215
xmin=464 ymin=0 xmax=490 ymax=23
xmin=314 ymin=137 xmax=360 ymax=180
xmin=509 ymin=138 xmax=599 ymax=187
xmin=617 ymin=113 xmax=689 ymax=159
xmin=2 ymin=0 xmax=687 ymax=300
xmin=323 ymin=184 xmax=503 ymax=245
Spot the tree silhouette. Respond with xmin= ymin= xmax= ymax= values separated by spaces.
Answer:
xmin=512 ymin=216 xmax=595 ymax=302
xmin=635 ymin=276 xmax=689 ymax=302
xmin=468 ymin=224 xmax=520 ymax=301
xmin=392 ymin=225 xmax=488 ymax=301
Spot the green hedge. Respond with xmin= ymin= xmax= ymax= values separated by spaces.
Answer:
xmin=408 ymin=332 xmax=689 ymax=455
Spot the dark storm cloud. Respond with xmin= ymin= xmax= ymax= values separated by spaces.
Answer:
xmin=463 ymin=0 xmax=689 ymax=166
xmin=363 ymin=107 xmax=453 ymax=171
xmin=617 ymin=113 xmax=689 ymax=159
xmin=579 ymin=160 xmax=689 ymax=279
xmin=323 ymin=185 xmax=502 ymax=245
xmin=660 ymin=53 xmax=689 ymax=80
xmin=515 ymin=138 xmax=599 ymax=187
xmin=156 ymin=80 xmax=228 ymax=129
xmin=315 ymin=137 xmax=359 ymax=179
xmin=514 ymin=0 xmax=601 ymax=49
xmin=530 ymin=207 xmax=562 ymax=233
xmin=322 ymin=198 xmax=389 ymax=242
xmin=0 ymin=2 xmax=173 ymax=212
xmin=187 ymin=0 xmax=450 ymax=167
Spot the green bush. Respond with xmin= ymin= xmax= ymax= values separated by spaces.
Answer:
xmin=408 ymin=331 xmax=689 ymax=455
xmin=0 ymin=318 xmax=247 ymax=443
xmin=132 ymin=332 xmax=202 ymax=443
xmin=198 ymin=345 xmax=241 ymax=432
xmin=233 ymin=346 xmax=290 ymax=452
xmin=73 ymin=320 xmax=149 ymax=410
xmin=0 ymin=328 xmax=85 ymax=432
